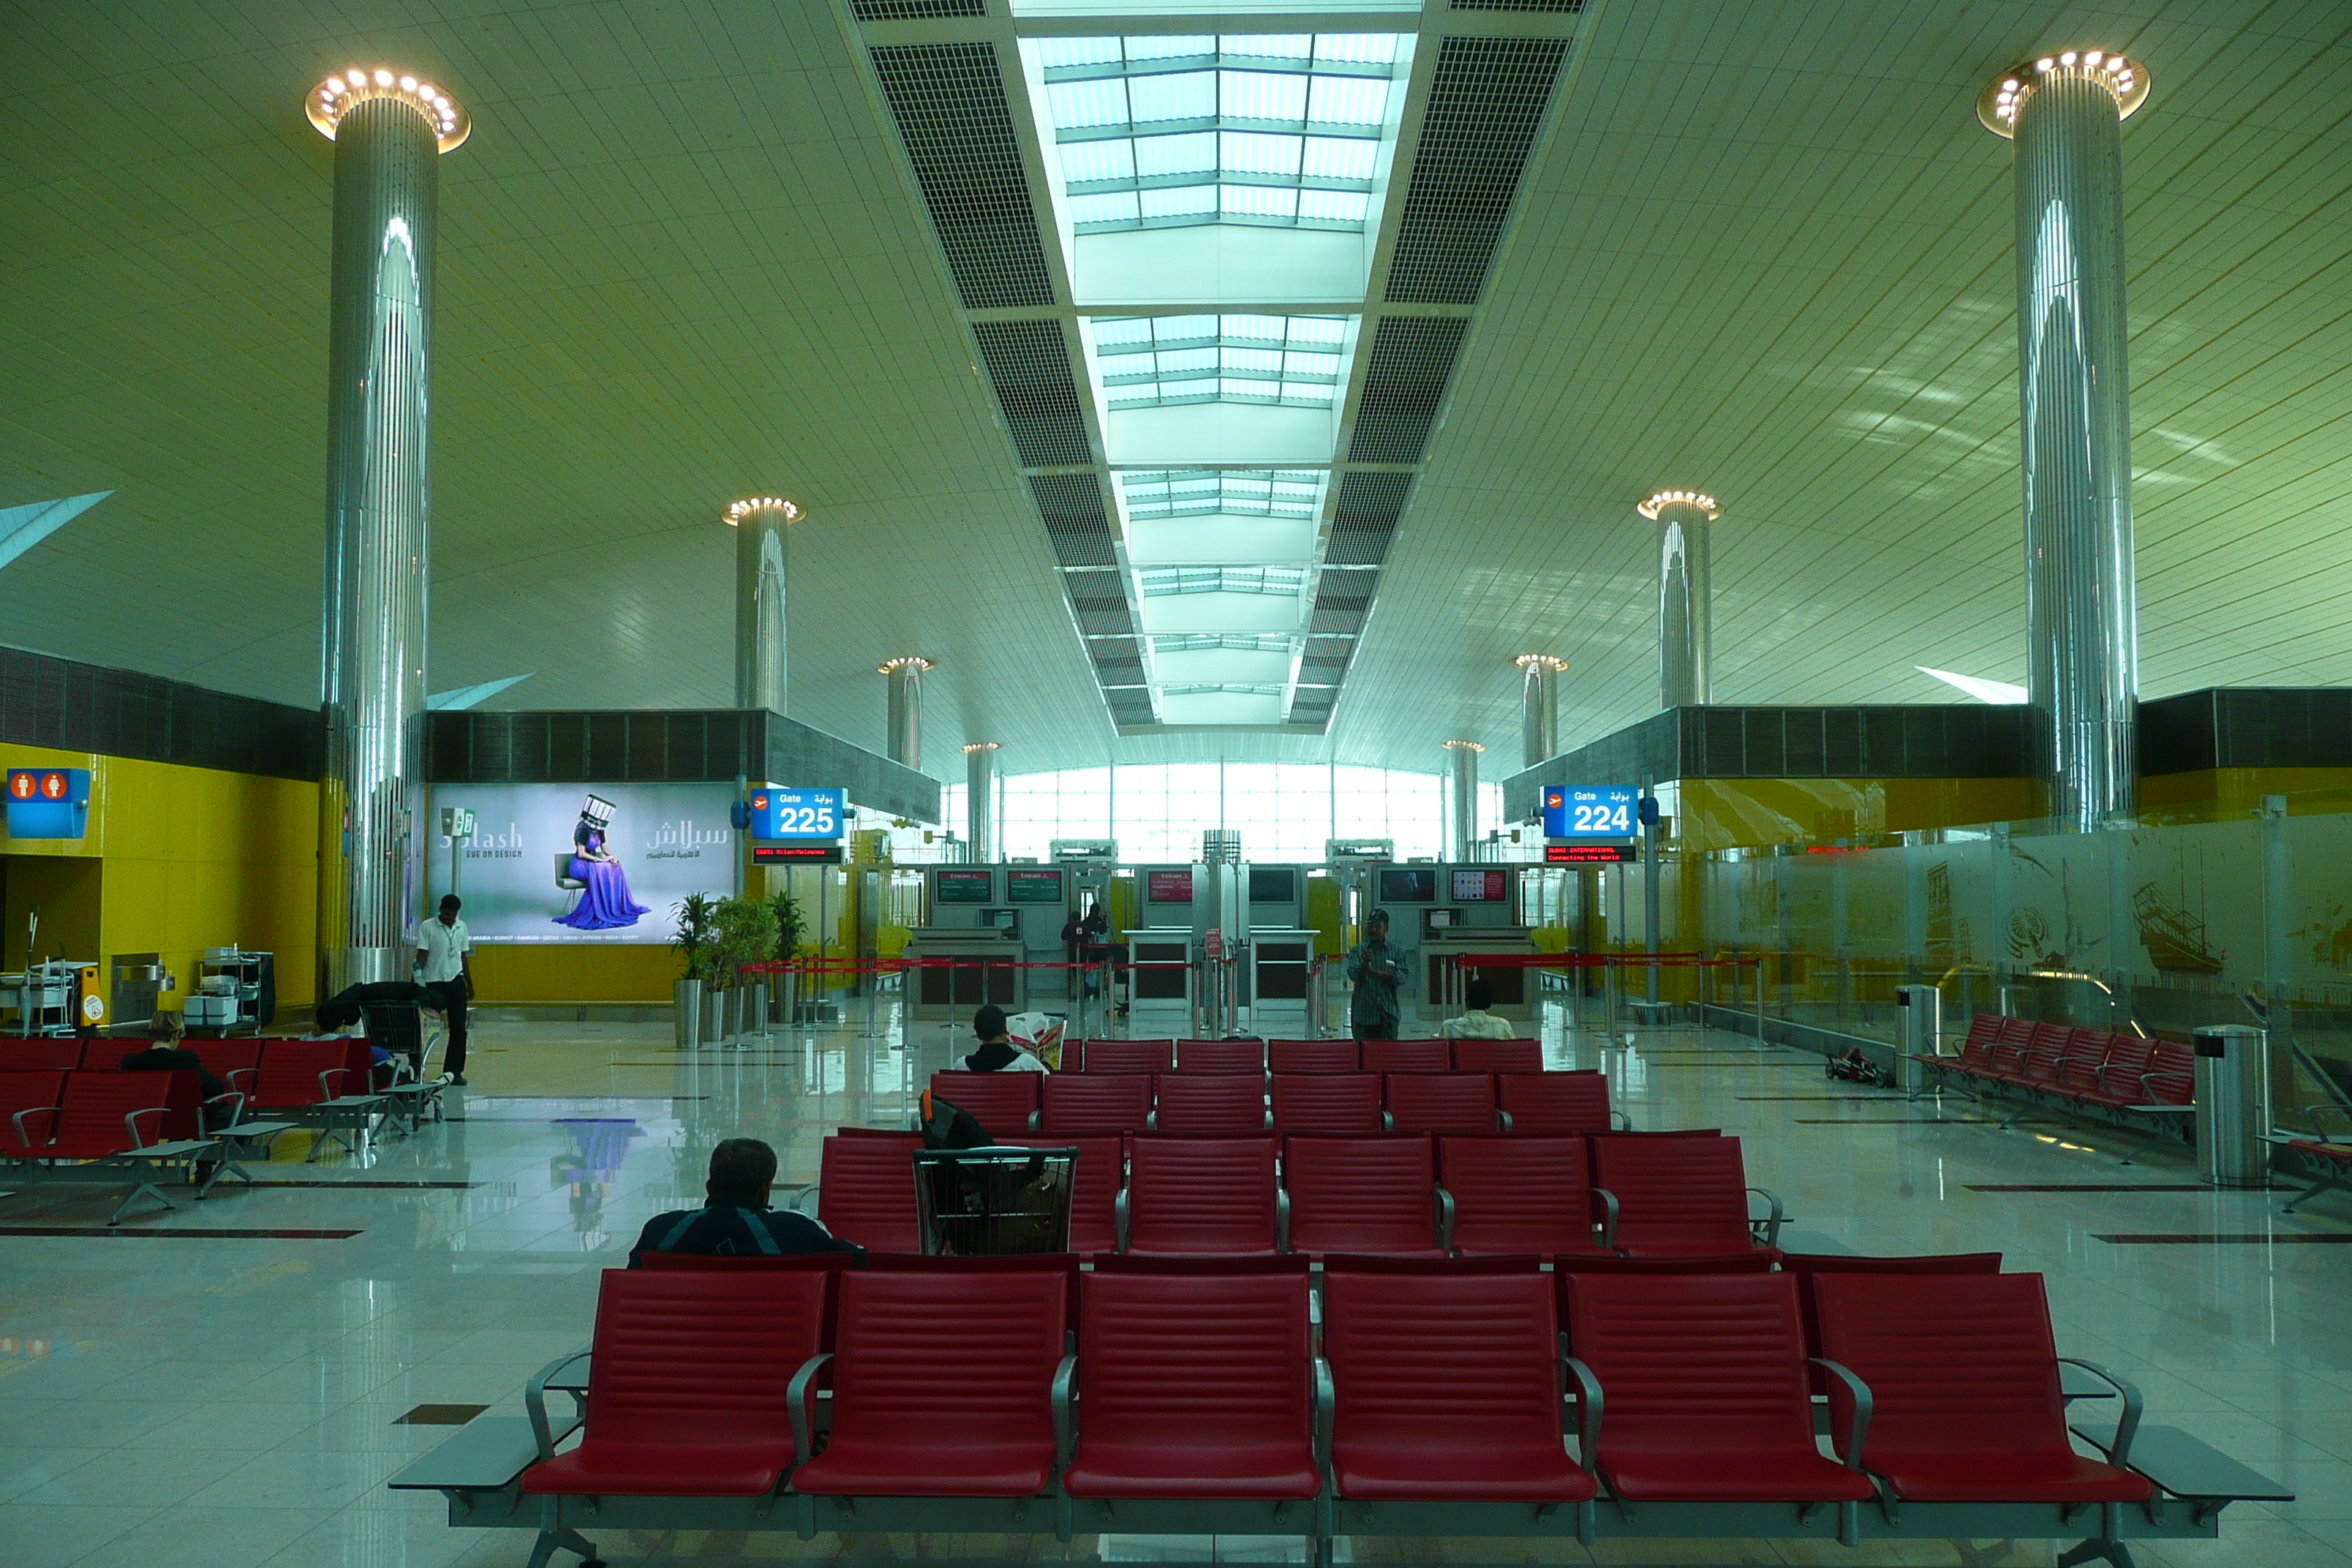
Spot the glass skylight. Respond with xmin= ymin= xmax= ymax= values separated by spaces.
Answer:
xmin=1139 ymin=566 xmax=1307 ymax=597
xmin=1154 ymin=634 xmax=1297 ymax=654
xmin=1161 ymin=684 xmax=1287 ymax=698
xmin=1090 ymin=316 xmax=1346 ymax=407
xmin=1117 ymin=469 xmax=1324 ymax=519
xmin=1039 ymin=34 xmax=1403 ymax=233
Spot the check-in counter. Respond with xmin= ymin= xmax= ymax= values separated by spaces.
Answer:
xmin=903 ymin=930 xmax=1025 ymax=1020
xmin=1246 ymin=928 xmax=1317 ymax=1033
xmin=1421 ymin=926 xmax=1539 ymax=1023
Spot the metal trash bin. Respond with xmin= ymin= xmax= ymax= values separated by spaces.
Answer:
xmin=1894 ymin=984 xmax=1942 ymax=1094
xmin=2193 ymin=1025 xmax=2272 ymax=1188
xmin=913 ymin=1146 xmax=1077 ymax=1256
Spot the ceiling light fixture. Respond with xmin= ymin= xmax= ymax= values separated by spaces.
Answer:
xmin=1978 ymin=49 xmax=2149 ymax=137
xmin=1636 ymin=489 xmax=1722 ymax=519
xmin=878 ymin=656 xmax=934 ymax=675
xmin=1514 ymin=653 xmax=1567 ymax=671
xmin=724 ymin=497 xmax=804 ymax=526
xmin=308 ymin=68 xmax=472 ymax=151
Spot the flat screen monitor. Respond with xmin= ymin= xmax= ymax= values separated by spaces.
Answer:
xmin=1452 ymin=868 xmax=1509 ymax=902
xmin=1425 ymin=908 xmax=1455 ymax=930
xmin=1006 ymin=867 xmax=1064 ymax=904
xmin=1146 ymin=869 xmax=1194 ymax=904
xmin=935 ymin=868 xmax=994 ymax=904
xmin=1247 ymin=866 xmax=1297 ymax=903
xmin=1378 ymin=867 xmax=1437 ymax=903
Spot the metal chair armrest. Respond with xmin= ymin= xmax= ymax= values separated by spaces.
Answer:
xmin=1276 ymin=1186 xmax=1291 ymax=1254
xmin=1593 ymin=1186 xmax=1620 ymax=1250
xmin=1497 ymin=1109 xmax=1513 ymax=1132
xmin=205 ymin=1090 xmax=247 ymax=1128
xmin=525 ymin=1350 xmax=594 ymax=1464
xmin=1436 ymin=1184 xmax=1455 ymax=1254
xmin=1809 ymin=1357 xmax=1873 ymax=1470
xmin=318 ymin=1067 xmax=349 ymax=1102
xmin=780 ymin=1184 xmax=818 ymax=1218
xmin=1611 ymin=1109 xmax=1632 ymax=1131
xmin=227 ymin=1066 xmax=258 ymax=1097
xmin=1381 ymin=1109 xmax=1393 ymax=1131
xmin=2057 ymin=1357 xmax=2142 ymax=1469
xmin=1114 ymin=1186 xmax=1130 ymax=1252
xmin=1748 ymin=1186 xmax=1787 ymax=1248
xmin=11 ymin=1104 xmax=60 ymax=1150
xmin=127 ymin=1105 xmax=170 ymax=1150
xmin=2307 ymin=1103 xmax=2352 ymax=1141
xmin=788 ymin=1351 xmax=834 ymax=1468
xmin=1565 ymin=1354 xmax=1604 ymax=1461
xmin=1313 ymin=1354 xmax=1335 ymax=1475
xmin=1052 ymin=1352 xmax=1077 ymax=1474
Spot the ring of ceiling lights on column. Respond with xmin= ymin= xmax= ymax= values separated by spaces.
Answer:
xmin=307 ymin=69 xmax=471 ymax=152
xmin=1637 ymin=489 xmax=1722 ymax=520
xmin=1978 ymin=49 xmax=2148 ymax=137
xmin=725 ymin=497 xmax=804 ymax=525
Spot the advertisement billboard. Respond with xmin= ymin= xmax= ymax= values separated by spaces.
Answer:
xmin=426 ymin=783 xmax=739 ymax=943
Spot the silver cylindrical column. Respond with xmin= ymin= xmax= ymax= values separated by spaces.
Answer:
xmin=2192 ymin=1025 xmax=2272 ymax=1188
xmin=964 ymin=742 xmax=1000 ymax=862
xmin=1515 ymin=655 xmax=1564 ymax=769
xmin=1895 ymin=983 xmax=1943 ymax=1093
xmin=1444 ymin=741 xmax=1482 ymax=861
xmin=1984 ymin=51 xmax=2149 ymax=830
xmin=309 ymin=72 xmax=469 ymax=995
xmin=1641 ymin=490 xmax=1721 ymax=709
xmin=728 ymin=497 xmax=799 ymax=712
xmin=882 ymin=657 xmax=932 ymax=769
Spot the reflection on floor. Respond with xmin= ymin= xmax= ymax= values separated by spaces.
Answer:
xmin=1 ymin=997 xmax=2349 ymax=1567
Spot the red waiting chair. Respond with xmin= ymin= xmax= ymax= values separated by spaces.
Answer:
xmin=1498 ymin=1071 xmax=1623 ymax=1134
xmin=1284 ymin=1134 xmax=1444 ymax=1259
xmin=1322 ymin=1262 xmax=1597 ymax=1505
xmin=523 ymin=1267 xmax=826 ymax=1500
xmin=791 ymin=1268 xmax=1068 ymax=1501
xmin=1563 ymin=1272 xmax=1877 ymax=1511
xmin=1449 ymin=1038 xmax=1542 ymax=1074
xmin=1082 ymin=1039 xmax=1175 ymax=1074
xmin=928 ymin=1070 xmax=1041 ymax=1137
xmin=0 ymin=1070 xmax=69 ymax=1152
xmin=1268 ymin=1039 xmax=1358 ymax=1075
xmin=1813 ymin=1272 xmax=2153 ymax=1505
xmin=1360 ymin=1039 xmax=1449 ymax=1074
xmin=1270 ymin=1073 xmax=1384 ymax=1134
xmin=1041 ymin=1073 xmax=1153 ymax=1135
xmin=1120 ymin=1135 xmax=1279 ymax=1256
xmin=0 ymin=1038 xmax=86 ymax=1071
xmin=1176 ymin=1038 xmax=1265 ymax=1074
xmin=1151 ymin=1073 xmax=1267 ymax=1135
xmin=1384 ymin=1072 xmax=1501 ymax=1135
xmin=1780 ymin=1251 xmax=2002 ymax=1392
xmin=1062 ymin=1268 xmax=1321 ymax=1504
xmin=1591 ymin=1132 xmax=1782 ymax=1256
xmin=244 ymin=1039 xmax=369 ymax=1112
xmin=808 ymin=1131 xmax=921 ymax=1252
xmin=1437 ymin=1135 xmax=1610 ymax=1258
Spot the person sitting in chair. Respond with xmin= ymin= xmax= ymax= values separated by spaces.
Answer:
xmin=629 ymin=1137 xmax=862 ymax=1264
xmin=1439 ymin=976 xmax=1519 ymax=1039
xmin=960 ymin=1004 xmax=1046 ymax=1072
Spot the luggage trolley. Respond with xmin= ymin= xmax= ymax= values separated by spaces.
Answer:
xmin=911 ymin=1145 xmax=1078 ymax=1256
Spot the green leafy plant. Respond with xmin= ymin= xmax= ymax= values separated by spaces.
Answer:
xmin=709 ymin=895 xmax=780 ymax=990
xmin=766 ymin=887 xmax=807 ymax=963
xmin=671 ymin=892 xmax=719 ymax=981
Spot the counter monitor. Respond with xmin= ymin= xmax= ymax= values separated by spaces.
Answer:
xmin=1452 ymin=868 xmax=1509 ymax=902
xmin=1006 ymin=867 xmax=1066 ymax=903
xmin=1377 ymin=867 xmax=1437 ymax=903
xmin=935 ymin=868 xmax=995 ymax=903
xmin=1146 ymin=869 xmax=1195 ymax=904
xmin=1247 ymin=866 xmax=1297 ymax=902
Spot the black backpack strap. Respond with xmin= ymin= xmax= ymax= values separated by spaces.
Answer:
xmin=654 ymin=1211 xmax=704 ymax=1253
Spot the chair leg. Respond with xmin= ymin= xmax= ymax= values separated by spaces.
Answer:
xmin=2118 ymin=1123 xmax=2176 ymax=1166
xmin=2282 ymin=1173 xmax=2348 ymax=1214
xmin=108 ymin=1175 xmax=178 ymax=1226
xmin=2056 ymin=1537 xmax=2133 ymax=1568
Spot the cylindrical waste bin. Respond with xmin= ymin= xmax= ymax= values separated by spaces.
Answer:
xmin=2193 ymin=1025 xmax=2272 ymax=1188
xmin=1895 ymin=984 xmax=1942 ymax=1094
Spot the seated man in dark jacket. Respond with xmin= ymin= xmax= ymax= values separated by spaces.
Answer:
xmin=629 ymin=1137 xmax=862 ymax=1264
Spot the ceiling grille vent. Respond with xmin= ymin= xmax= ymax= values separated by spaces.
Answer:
xmin=1066 ymin=571 xmax=1136 ymax=637
xmin=1029 ymin=474 xmax=1117 ymax=567
xmin=1327 ymin=471 xmax=1414 ymax=565
xmin=1287 ymin=691 xmax=1335 ymax=726
xmin=1106 ymin=689 xmax=1158 ymax=724
xmin=973 ymin=320 xmax=1096 ymax=467
xmin=870 ymin=44 xmax=1056 ymax=310
xmin=1298 ymin=636 xmax=1354 ymax=680
xmin=1384 ymin=37 xmax=1568 ymax=305
xmin=1311 ymin=568 xmax=1378 ymax=635
xmin=1346 ymin=317 xmax=1468 ymax=464
xmin=854 ymin=0 xmax=985 ymax=16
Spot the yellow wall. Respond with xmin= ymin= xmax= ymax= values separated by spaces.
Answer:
xmin=2138 ymin=768 xmax=2352 ymax=823
xmin=1 ymin=743 xmax=319 ymax=1014
xmin=472 ymin=943 xmax=678 ymax=1003
xmin=1677 ymin=777 xmax=2047 ymax=852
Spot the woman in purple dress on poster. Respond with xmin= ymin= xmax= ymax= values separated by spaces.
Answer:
xmin=553 ymin=795 xmax=650 ymax=931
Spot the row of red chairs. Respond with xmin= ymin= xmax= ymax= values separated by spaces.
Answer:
xmin=1915 ymin=1014 xmax=2194 ymax=1137
xmin=1071 ymin=1036 xmax=1542 ymax=1076
xmin=809 ymin=1128 xmax=1774 ymax=1259
xmin=936 ymin=1068 xmax=1618 ymax=1139
xmin=524 ymin=1256 xmax=2146 ymax=1526
xmin=0 ymin=1036 xmax=375 ymax=1112
xmin=0 ymin=1068 xmax=214 ymax=1157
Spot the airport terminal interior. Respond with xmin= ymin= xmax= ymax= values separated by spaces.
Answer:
xmin=4 ymin=2 xmax=2352 ymax=1566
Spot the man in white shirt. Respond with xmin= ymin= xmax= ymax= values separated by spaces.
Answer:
xmin=1439 ymin=976 xmax=1518 ymax=1040
xmin=416 ymin=894 xmax=475 ymax=1084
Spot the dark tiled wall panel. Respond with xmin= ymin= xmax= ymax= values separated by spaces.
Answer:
xmin=0 ymin=647 xmax=320 ymax=780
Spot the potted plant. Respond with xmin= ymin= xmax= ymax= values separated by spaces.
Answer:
xmin=709 ymin=895 xmax=780 ymax=1043
xmin=766 ymin=887 xmax=805 ymax=1024
xmin=670 ymin=892 xmax=717 ymax=1048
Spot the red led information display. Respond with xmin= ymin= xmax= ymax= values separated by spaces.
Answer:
xmin=753 ymin=843 xmax=844 ymax=863
xmin=1546 ymin=843 xmax=1638 ymax=864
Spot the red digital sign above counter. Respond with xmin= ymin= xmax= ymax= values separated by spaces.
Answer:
xmin=753 ymin=843 xmax=843 ymax=864
xmin=1546 ymin=843 xmax=1638 ymax=863
xmin=1145 ymin=869 xmax=1194 ymax=904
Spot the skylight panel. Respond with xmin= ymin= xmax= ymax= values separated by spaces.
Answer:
xmin=1068 ymin=192 xmax=1140 ymax=227
xmin=1060 ymin=140 xmax=1135 ymax=185
xmin=1156 ymin=634 xmax=1296 ymax=655
xmin=1037 ymin=36 xmax=1122 ymax=70
xmin=1221 ymin=131 xmax=1302 ymax=178
xmin=1139 ymin=566 xmax=1306 ymax=598
xmin=1314 ymin=34 xmax=1400 ymax=67
xmin=1127 ymin=35 xmax=1215 ymax=65
xmin=1139 ymin=187 xmax=1216 ymax=223
xmin=1130 ymin=72 xmax=1215 ymax=126
xmin=1116 ymin=470 xmax=1327 ymax=520
xmin=1223 ymin=70 xmax=1309 ymax=124
xmin=1048 ymin=78 xmax=1129 ymax=130
xmin=1300 ymin=137 xmax=1378 ymax=182
xmin=1307 ymin=75 xmax=1389 ymax=127
xmin=1089 ymin=317 xmax=1348 ymax=408
xmin=1222 ymin=34 xmax=1313 ymax=64
xmin=1137 ymin=132 xmax=1215 ymax=178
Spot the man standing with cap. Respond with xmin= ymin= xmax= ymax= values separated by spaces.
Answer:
xmin=416 ymin=893 xmax=475 ymax=1084
xmin=1343 ymin=908 xmax=1403 ymax=1041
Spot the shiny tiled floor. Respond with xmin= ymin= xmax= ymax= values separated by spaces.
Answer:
xmin=2 ymin=998 xmax=2348 ymax=1567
